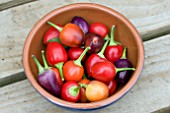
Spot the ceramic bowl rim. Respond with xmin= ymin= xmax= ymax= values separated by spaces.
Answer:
xmin=22 ymin=3 xmax=144 ymax=110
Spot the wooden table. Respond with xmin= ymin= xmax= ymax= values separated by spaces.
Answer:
xmin=0 ymin=0 xmax=170 ymax=113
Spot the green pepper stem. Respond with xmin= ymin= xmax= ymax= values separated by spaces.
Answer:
xmin=47 ymin=21 xmax=62 ymax=32
xmin=104 ymin=34 xmax=109 ymax=40
xmin=74 ymin=47 xmax=91 ymax=66
xmin=32 ymin=55 xmax=45 ymax=75
xmin=116 ymin=68 xmax=135 ymax=73
xmin=41 ymin=50 xmax=49 ymax=69
xmin=98 ymin=38 xmax=110 ymax=58
xmin=69 ymin=86 xmax=80 ymax=97
xmin=121 ymin=47 xmax=127 ymax=59
xmin=115 ymin=41 xmax=121 ymax=45
xmin=79 ymin=83 xmax=87 ymax=89
xmin=55 ymin=62 xmax=64 ymax=81
xmin=48 ymin=37 xmax=60 ymax=43
xmin=109 ymin=25 xmax=117 ymax=46
xmin=48 ymin=38 xmax=68 ymax=48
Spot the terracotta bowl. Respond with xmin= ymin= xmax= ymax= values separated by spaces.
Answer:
xmin=23 ymin=3 xmax=144 ymax=110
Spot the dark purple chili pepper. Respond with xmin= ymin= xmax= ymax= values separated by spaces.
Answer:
xmin=114 ymin=47 xmax=133 ymax=84
xmin=84 ymin=33 xmax=104 ymax=54
xmin=71 ymin=16 xmax=89 ymax=34
xmin=32 ymin=51 xmax=62 ymax=96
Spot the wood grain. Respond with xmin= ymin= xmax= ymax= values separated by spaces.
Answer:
xmin=0 ymin=0 xmax=170 ymax=86
xmin=0 ymin=0 xmax=11 ymax=4
xmin=0 ymin=34 xmax=170 ymax=113
xmin=0 ymin=0 xmax=36 ymax=11
xmin=152 ymin=106 xmax=170 ymax=113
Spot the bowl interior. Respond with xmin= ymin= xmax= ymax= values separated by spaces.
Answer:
xmin=23 ymin=3 xmax=143 ymax=109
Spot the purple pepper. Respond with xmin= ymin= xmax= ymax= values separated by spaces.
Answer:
xmin=71 ymin=16 xmax=89 ymax=34
xmin=38 ymin=70 xmax=61 ymax=96
xmin=32 ymin=51 xmax=61 ymax=96
xmin=114 ymin=47 xmax=133 ymax=84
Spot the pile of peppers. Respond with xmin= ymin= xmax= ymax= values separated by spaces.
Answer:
xmin=32 ymin=16 xmax=135 ymax=103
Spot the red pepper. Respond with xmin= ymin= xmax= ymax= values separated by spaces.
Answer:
xmin=67 ymin=47 xmax=85 ymax=60
xmin=43 ymin=27 xmax=60 ymax=45
xmin=89 ymin=22 xmax=108 ymax=38
xmin=104 ymin=25 xmax=123 ymax=63
xmin=63 ymin=47 xmax=90 ymax=82
xmin=106 ymin=79 xmax=117 ymax=96
xmin=79 ymin=78 xmax=91 ymax=103
xmin=91 ymin=61 xmax=135 ymax=82
xmin=48 ymin=21 xmax=84 ymax=47
xmin=46 ymin=42 xmax=68 ymax=81
xmin=85 ymin=39 xmax=109 ymax=77
xmin=61 ymin=81 xmax=80 ymax=102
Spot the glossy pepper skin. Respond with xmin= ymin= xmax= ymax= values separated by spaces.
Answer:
xmin=84 ymin=33 xmax=104 ymax=54
xmin=79 ymin=78 xmax=91 ymax=103
xmin=85 ymin=80 xmax=109 ymax=102
xmin=68 ymin=47 xmax=85 ymax=60
xmin=48 ymin=22 xmax=84 ymax=47
xmin=41 ymin=50 xmax=63 ymax=86
xmin=90 ymin=22 xmax=108 ymax=38
xmin=63 ymin=47 xmax=90 ymax=82
xmin=91 ymin=61 xmax=135 ymax=82
xmin=86 ymin=54 xmax=106 ymax=77
xmin=71 ymin=16 xmax=89 ymax=34
xmin=43 ymin=27 xmax=60 ymax=45
xmin=114 ymin=47 xmax=133 ymax=84
xmin=91 ymin=61 xmax=116 ymax=82
xmin=105 ymin=45 xmax=123 ymax=63
xmin=61 ymin=81 xmax=80 ymax=102
xmin=106 ymin=79 xmax=117 ymax=96
xmin=104 ymin=25 xmax=123 ymax=63
xmin=45 ymin=42 xmax=67 ymax=81
xmin=86 ymin=38 xmax=110 ymax=77
xmin=32 ymin=51 xmax=62 ymax=97
xmin=50 ymin=68 xmax=63 ymax=86
xmin=46 ymin=42 xmax=68 ymax=66
xmin=38 ymin=70 xmax=61 ymax=96
xmin=63 ymin=61 xmax=84 ymax=82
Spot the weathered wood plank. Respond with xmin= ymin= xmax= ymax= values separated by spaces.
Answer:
xmin=0 ymin=0 xmax=170 ymax=86
xmin=92 ymin=0 xmax=170 ymax=40
xmin=0 ymin=0 xmax=11 ymax=4
xmin=1 ymin=34 xmax=170 ymax=113
xmin=0 ymin=0 xmax=36 ymax=11
xmin=152 ymin=106 xmax=170 ymax=113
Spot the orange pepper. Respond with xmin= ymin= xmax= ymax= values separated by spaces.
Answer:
xmin=63 ymin=47 xmax=90 ymax=82
xmin=48 ymin=22 xmax=84 ymax=47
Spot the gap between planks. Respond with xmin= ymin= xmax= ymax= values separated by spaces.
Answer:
xmin=143 ymin=31 xmax=170 ymax=42
xmin=0 ymin=71 xmax=26 ymax=87
xmin=152 ymin=106 xmax=170 ymax=113
xmin=0 ymin=0 xmax=37 ymax=11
